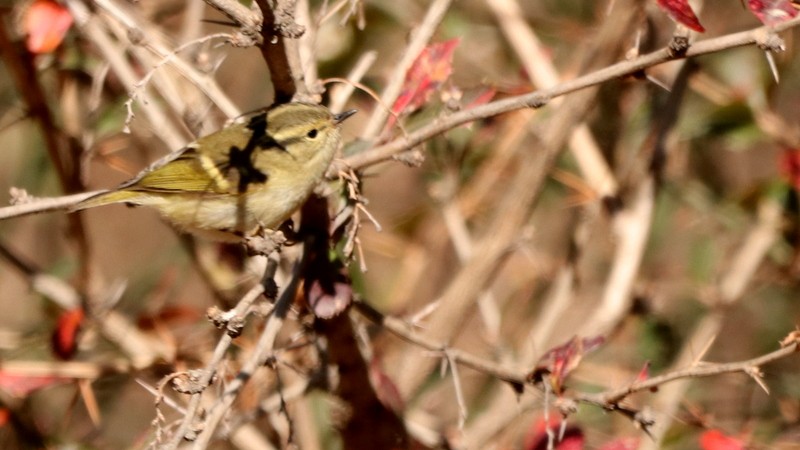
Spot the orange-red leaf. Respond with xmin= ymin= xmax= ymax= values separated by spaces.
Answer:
xmin=23 ymin=0 xmax=73 ymax=54
xmin=387 ymin=38 xmax=460 ymax=130
xmin=747 ymin=0 xmax=799 ymax=26
xmin=656 ymin=0 xmax=706 ymax=32
xmin=0 ymin=370 xmax=71 ymax=398
xmin=523 ymin=417 xmax=584 ymax=450
xmin=700 ymin=430 xmax=746 ymax=450
xmin=779 ymin=148 xmax=800 ymax=190
xmin=51 ymin=308 xmax=84 ymax=360
xmin=636 ymin=360 xmax=651 ymax=383
xmin=530 ymin=335 xmax=605 ymax=394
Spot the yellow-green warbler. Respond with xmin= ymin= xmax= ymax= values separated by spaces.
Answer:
xmin=74 ymin=103 xmax=356 ymax=241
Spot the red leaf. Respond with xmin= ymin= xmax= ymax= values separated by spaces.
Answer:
xmin=523 ymin=417 xmax=585 ymax=450
xmin=747 ymin=0 xmax=799 ymax=26
xmin=0 ymin=371 xmax=71 ymax=398
xmin=23 ymin=0 xmax=73 ymax=54
xmin=387 ymin=38 xmax=460 ymax=130
xmin=636 ymin=360 xmax=651 ymax=383
xmin=779 ymin=148 xmax=800 ymax=190
xmin=0 ymin=408 xmax=9 ymax=427
xmin=51 ymin=308 xmax=84 ymax=360
xmin=700 ymin=430 xmax=746 ymax=450
xmin=530 ymin=335 xmax=605 ymax=394
xmin=656 ymin=0 xmax=706 ymax=32
xmin=369 ymin=357 xmax=405 ymax=413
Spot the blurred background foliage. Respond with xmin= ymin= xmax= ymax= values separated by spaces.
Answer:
xmin=1 ymin=0 xmax=800 ymax=448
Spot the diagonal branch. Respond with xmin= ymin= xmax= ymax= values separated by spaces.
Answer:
xmin=339 ymin=15 xmax=800 ymax=171
xmin=574 ymin=340 xmax=800 ymax=407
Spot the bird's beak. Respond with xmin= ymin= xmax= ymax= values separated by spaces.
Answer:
xmin=333 ymin=109 xmax=357 ymax=124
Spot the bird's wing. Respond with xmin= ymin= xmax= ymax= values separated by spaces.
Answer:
xmin=125 ymin=147 xmax=232 ymax=195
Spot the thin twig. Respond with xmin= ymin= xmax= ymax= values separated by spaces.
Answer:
xmin=353 ymin=300 xmax=525 ymax=385
xmin=581 ymin=179 xmax=655 ymax=336
xmin=328 ymin=50 xmax=378 ymax=113
xmin=0 ymin=191 xmax=101 ymax=220
xmin=190 ymin=260 xmax=301 ymax=448
xmin=575 ymin=341 xmax=800 ymax=407
xmin=161 ymin=258 xmax=278 ymax=448
xmin=445 ymin=350 xmax=469 ymax=430
xmin=202 ymin=0 xmax=263 ymax=44
xmin=122 ymin=33 xmax=235 ymax=129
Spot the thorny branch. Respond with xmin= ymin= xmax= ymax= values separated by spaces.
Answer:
xmin=574 ymin=339 xmax=800 ymax=407
xmin=354 ymin=299 xmax=800 ymax=424
xmin=159 ymin=257 xmax=281 ymax=449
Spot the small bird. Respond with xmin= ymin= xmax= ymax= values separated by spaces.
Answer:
xmin=74 ymin=103 xmax=356 ymax=241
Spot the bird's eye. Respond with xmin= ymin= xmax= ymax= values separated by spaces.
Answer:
xmin=307 ymin=129 xmax=318 ymax=139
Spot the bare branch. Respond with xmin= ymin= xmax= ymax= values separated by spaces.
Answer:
xmin=254 ymin=0 xmax=303 ymax=102
xmin=575 ymin=341 xmax=800 ymax=407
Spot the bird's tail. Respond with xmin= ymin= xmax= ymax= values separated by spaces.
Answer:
xmin=69 ymin=189 xmax=142 ymax=212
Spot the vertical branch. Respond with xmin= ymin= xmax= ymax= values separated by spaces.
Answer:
xmin=255 ymin=0 xmax=304 ymax=102
xmin=301 ymin=193 xmax=409 ymax=449
xmin=582 ymin=60 xmax=698 ymax=337
xmin=294 ymin=0 xmax=319 ymax=93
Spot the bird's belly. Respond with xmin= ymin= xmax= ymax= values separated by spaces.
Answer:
xmin=140 ymin=182 xmax=314 ymax=236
